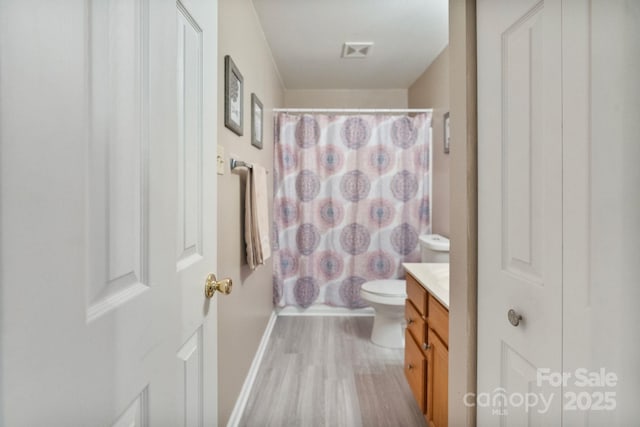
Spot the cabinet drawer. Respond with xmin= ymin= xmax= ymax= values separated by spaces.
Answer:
xmin=405 ymin=301 xmax=426 ymax=349
xmin=404 ymin=330 xmax=426 ymax=412
xmin=428 ymin=294 xmax=449 ymax=347
xmin=406 ymin=273 xmax=427 ymax=316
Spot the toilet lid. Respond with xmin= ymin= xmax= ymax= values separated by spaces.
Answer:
xmin=361 ymin=280 xmax=406 ymax=297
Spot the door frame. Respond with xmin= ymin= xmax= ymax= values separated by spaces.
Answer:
xmin=447 ymin=0 xmax=478 ymax=426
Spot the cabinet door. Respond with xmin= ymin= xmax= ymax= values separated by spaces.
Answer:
xmin=404 ymin=330 xmax=426 ymax=412
xmin=427 ymin=328 xmax=448 ymax=427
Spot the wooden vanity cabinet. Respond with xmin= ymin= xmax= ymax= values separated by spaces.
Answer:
xmin=404 ymin=272 xmax=449 ymax=427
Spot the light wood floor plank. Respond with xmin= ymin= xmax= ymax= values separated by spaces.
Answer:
xmin=239 ymin=316 xmax=426 ymax=427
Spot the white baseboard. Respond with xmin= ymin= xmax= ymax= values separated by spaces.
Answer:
xmin=226 ymin=310 xmax=278 ymax=427
xmin=277 ymin=304 xmax=374 ymax=317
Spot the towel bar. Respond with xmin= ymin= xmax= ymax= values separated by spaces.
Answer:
xmin=230 ymin=158 xmax=268 ymax=174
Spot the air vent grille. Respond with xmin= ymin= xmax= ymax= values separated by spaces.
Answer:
xmin=341 ymin=42 xmax=374 ymax=58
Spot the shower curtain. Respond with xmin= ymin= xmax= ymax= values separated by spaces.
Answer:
xmin=273 ymin=112 xmax=432 ymax=309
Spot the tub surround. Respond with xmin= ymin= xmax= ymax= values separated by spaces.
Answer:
xmin=403 ymin=263 xmax=450 ymax=309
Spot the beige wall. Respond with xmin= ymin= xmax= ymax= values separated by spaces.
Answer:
xmin=408 ymin=47 xmax=450 ymax=237
xmin=448 ymin=0 xmax=477 ymax=426
xmin=217 ymin=0 xmax=284 ymax=424
xmin=284 ymin=89 xmax=408 ymax=108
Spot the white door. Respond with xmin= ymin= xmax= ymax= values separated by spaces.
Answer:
xmin=562 ymin=0 xmax=640 ymax=425
xmin=176 ymin=0 xmax=219 ymax=425
xmin=477 ymin=0 xmax=563 ymax=424
xmin=0 ymin=0 xmax=218 ymax=425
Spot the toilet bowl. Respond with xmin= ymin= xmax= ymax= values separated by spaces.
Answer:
xmin=360 ymin=280 xmax=407 ymax=348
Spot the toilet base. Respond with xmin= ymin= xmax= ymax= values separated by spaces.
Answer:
xmin=368 ymin=302 xmax=405 ymax=349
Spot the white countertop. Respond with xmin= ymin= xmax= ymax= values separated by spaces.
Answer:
xmin=403 ymin=263 xmax=450 ymax=309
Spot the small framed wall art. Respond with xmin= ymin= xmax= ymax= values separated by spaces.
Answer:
xmin=224 ymin=55 xmax=243 ymax=135
xmin=251 ymin=94 xmax=263 ymax=149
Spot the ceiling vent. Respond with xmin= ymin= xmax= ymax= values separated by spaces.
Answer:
xmin=341 ymin=42 xmax=374 ymax=59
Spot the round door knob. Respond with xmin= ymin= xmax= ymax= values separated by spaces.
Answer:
xmin=507 ymin=309 xmax=523 ymax=327
xmin=205 ymin=273 xmax=233 ymax=298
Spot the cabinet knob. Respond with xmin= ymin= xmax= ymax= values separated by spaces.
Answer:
xmin=422 ymin=342 xmax=431 ymax=350
xmin=406 ymin=318 xmax=414 ymax=325
xmin=407 ymin=364 xmax=414 ymax=371
xmin=507 ymin=309 xmax=523 ymax=327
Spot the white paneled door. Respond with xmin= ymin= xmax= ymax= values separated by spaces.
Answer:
xmin=477 ymin=0 xmax=563 ymax=425
xmin=176 ymin=0 xmax=219 ymax=425
xmin=0 ymin=0 xmax=218 ymax=425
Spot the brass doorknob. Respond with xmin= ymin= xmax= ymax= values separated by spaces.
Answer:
xmin=205 ymin=273 xmax=233 ymax=298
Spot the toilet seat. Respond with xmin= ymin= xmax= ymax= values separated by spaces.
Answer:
xmin=361 ymin=280 xmax=406 ymax=297
xmin=360 ymin=280 xmax=406 ymax=306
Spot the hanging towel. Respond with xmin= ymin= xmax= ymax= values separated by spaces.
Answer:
xmin=244 ymin=164 xmax=271 ymax=269
xmin=251 ymin=164 xmax=271 ymax=263
xmin=244 ymin=167 xmax=256 ymax=269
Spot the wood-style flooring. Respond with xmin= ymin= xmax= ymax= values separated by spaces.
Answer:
xmin=239 ymin=316 xmax=427 ymax=427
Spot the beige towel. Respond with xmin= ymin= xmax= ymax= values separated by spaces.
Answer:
xmin=244 ymin=168 xmax=256 ymax=269
xmin=252 ymin=164 xmax=271 ymax=263
xmin=244 ymin=164 xmax=271 ymax=269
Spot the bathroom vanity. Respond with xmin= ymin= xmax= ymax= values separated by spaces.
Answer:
xmin=403 ymin=263 xmax=449 ymax=427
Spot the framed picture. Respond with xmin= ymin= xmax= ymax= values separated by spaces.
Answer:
xmin=251 ymin=94 xmax=263 ymax=149
xmin=443 ymin=111 xmax=450 ymax=154
xmin=224 ymin=55 xmax=243 ymax=135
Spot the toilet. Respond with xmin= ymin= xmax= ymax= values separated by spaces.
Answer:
xmin=419 ymin=234 xmax=450 ymax=263
xmin=360 ymin=234 xmax=450 ymax=348
xmin=360 ymin=280 xmax=407 ymax=348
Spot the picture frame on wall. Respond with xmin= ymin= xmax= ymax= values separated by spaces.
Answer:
xmin=224 ymin=55 xmax=243 ymax=136
xmin=251 ymin=93 xmax=263 ymax=149
xmin=444 ymin=111 xmax=450 ymax=154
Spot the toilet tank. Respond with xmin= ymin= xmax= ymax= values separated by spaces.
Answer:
xmin=419 ymin=234 xmax=450 ymax=263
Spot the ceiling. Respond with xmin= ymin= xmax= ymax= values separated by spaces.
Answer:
xmin=251 ymin=0 xmax=449 ymax=90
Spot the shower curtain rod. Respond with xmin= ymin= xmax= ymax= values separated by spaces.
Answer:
xmin=272 ymin=108 xmax=433 ymax=113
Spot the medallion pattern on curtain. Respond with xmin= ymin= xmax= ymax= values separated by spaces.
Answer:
xmin=273 ymin=113 xmax=432 ymax=309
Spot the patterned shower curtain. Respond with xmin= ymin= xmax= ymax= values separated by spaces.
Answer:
xmin=272 ymin=112 xmax=432 ymax=309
